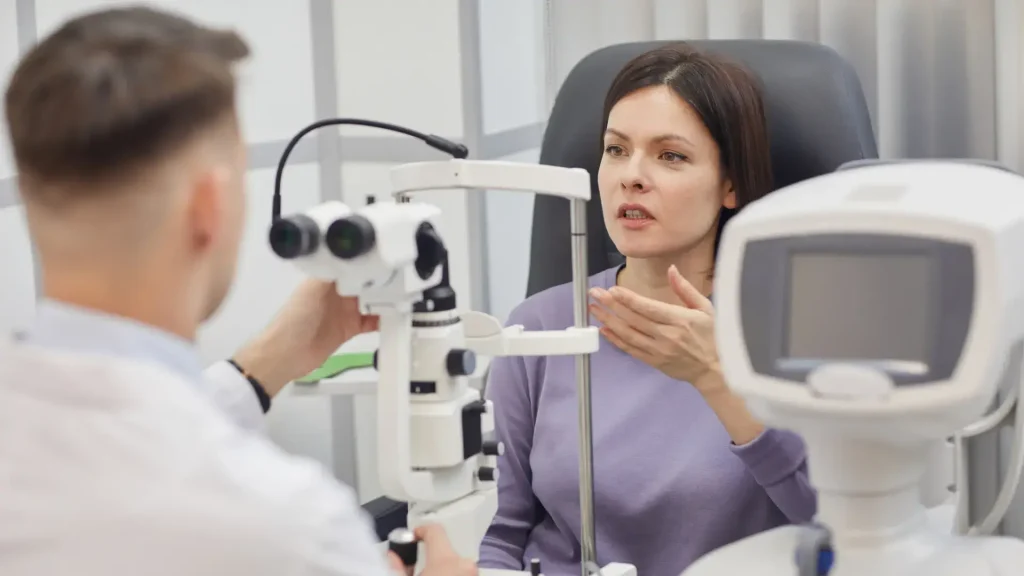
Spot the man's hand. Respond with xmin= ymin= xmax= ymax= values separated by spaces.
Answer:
xmin=386 ymin=525 xmax=477 ymax=576
xmin=233 ymin=279 xmax=379 ymax=397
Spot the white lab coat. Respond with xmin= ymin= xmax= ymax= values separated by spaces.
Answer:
xmin=202 ymin=359 xmax=271 ymax=432
xmin=0 ymin=339 xmax=393 ymax=576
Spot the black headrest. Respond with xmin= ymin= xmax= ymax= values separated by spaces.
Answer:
xmin=526 ymin=40 xmax=878 ymax=297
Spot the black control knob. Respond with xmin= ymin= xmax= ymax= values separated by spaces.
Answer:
xmin=387 ymin=528 xmax=418 ymax=568
xmin=373 ymin=349 xmax=378 ymax=370
xmin=446 ymin=349 xmax=476 ymax=377
xmin=530 ymin=558 xmax=542 ymax=576
xmin=268 ymin=215 xmax=320 ymax=259
xmin=414 ymin=222 xmax=447 ymax=279
xmin=482 ymin=439 xmax=504 ymax=456
xmin=326 ymin=214 xmax=375 ymax=259
xmin=477 ymin=466 xmax=498 ymax=482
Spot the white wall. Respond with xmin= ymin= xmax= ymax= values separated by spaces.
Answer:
xmin=0 ymin=205 xmax=35 ymax=334
xmin=0 ymin=1 xmax=35 ymax=337
xmin=477 ymin=0 xmax=548 ymax=322
xmin=0 ymin=0 xmax=18 ymax=180
xmin=35 ymin=0 xmax=319 ymax=145
xmin=478 ymin=0 xmax=547 ymax=135
xmin=334 ymin=1 xmax=464 ymax=140
xmin=483 ymin=149 xmax=540 ymax=324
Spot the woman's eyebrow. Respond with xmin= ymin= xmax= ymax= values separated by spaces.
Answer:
xmin=604 ymin=128 xmax=693 ymax=147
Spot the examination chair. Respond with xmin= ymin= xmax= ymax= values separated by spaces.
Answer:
xmin=527 ymin=39 xmax=878 ymax=296
xmin=364 ymin=39 xmax=878 ymax=544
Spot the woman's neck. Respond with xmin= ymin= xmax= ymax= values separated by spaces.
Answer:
xmin=617 ymin=239 xmax=715 ymax=305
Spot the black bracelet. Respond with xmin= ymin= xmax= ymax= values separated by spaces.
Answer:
xmin=227 ymin=358 xmax=272 ymax=413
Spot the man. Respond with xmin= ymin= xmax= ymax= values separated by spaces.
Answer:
xmin=0 ymin=6 xmax=475 ymax=576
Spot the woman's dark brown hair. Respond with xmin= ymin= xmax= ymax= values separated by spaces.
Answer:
xmin=602 ymin=42 xmax=773 ymax=255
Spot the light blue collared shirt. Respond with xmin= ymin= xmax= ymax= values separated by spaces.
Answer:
xmin=22 ymin=299 xmax=206 ymax=385
xmin=20 ymin=299 xmax=265 ymax=431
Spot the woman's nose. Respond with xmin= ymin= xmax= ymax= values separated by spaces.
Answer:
xmin=621 ymin=159 xmax=650 ymax=192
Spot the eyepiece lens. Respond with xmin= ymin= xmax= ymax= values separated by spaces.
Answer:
xmin=269 ymin=215 xmax=319 ymax=259
xmin=326 ymin=215 xmax=376 ymax=259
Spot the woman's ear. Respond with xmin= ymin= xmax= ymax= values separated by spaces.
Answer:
xmin=722 ymin=180 xmax=737 ymax=209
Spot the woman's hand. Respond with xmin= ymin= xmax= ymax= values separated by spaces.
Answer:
xmin=588 ymin=265 xmax=725 ymax=395
xmin=590 ymin=265 xmax=766 ymax=444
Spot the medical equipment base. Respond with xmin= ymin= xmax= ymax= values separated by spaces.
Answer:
xmin=682 ymin=436 xmax=1024 ymax=575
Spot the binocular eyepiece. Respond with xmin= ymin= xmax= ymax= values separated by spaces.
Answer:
xmin=269 ymin=214 xmax=376 ymax=261
xmin=268 ymin=214 xmax=321 ymax=259
xmin=325 ymin=216 xmax=376 ymax=260
xmin=269 ymin=209 xmax=446 ymax=282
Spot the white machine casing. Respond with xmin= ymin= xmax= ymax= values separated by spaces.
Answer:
xmin=386 ymin=305 xmax=502 ymax=571
xmin=342 ymin=201 xmax=446 ymax=307
xmin=684 ymin=162 xmax=1024 ymax=576
xmin=716 ymin=162 xmax=1024 ymax=441
xmin=389 ymin=160 xmax=635 ymax=576
xmin=274 ymin=200 xmax=444 ymax=307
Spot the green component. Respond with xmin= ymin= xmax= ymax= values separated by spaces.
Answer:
xmin=296 ymin=352 xmax=375 ymax=383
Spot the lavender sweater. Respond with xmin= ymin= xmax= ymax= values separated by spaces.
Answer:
xmin=478 ymin=265 xmax=816 ymax=576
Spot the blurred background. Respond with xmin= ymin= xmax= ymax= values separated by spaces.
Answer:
xmin=1 ymin=0 xmax=1020 ymax=506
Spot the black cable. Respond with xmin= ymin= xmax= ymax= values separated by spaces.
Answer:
xmin=272 ymin=118 xmax=469 ymax=221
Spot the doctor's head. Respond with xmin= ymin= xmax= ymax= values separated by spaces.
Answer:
xmin=5 ymin=7 xmax=250 ymax=333
xmin=597 ymin=43 xmax=773 ymax=276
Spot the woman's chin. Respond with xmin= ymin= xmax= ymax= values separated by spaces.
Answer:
xmin=613 ymin=240 xmax=675 ymax=260
xmin=611 ymin=226 xmax=706 ymax=261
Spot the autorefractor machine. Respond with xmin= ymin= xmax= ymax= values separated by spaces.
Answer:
xmin=267 ymin=119 xmax=637 ymax=576
xmin=681 ymin=160 xmax=1024 ymax=576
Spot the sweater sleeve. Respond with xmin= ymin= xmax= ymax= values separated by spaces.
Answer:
xmin=478 ymin=309 xmax=543 ymax=571
xmin=729 ymin=428 xmax=817 ymax=523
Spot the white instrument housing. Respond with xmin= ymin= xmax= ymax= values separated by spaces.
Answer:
xmin=715 ymin=162 xmax=1024 ymax=442
xmin=272 ymin=159 xmax=636 ymax=576
xmin=685 ymin=161 xmax=1024 ymax=576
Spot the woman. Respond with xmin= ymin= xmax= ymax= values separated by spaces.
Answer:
xmin=478 ymin=43 xmax=816 ymax=576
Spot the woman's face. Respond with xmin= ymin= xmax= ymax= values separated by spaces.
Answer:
xmin=598 ymin=85 xmax=736 ymax=259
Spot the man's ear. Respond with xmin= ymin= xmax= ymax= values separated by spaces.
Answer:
xmin=722 ymin=179 xmax=737 ymax=210
xmin=186 ymin=166 xmax=230 ymax=251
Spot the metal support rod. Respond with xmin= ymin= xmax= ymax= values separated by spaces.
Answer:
xmin=570 ymin=198 xmax=598 ymax=574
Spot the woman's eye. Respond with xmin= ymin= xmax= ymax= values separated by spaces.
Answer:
xmin=604 ymin=145 xmax=625 ymax=156
xmin=660 ymin=151 xmax=686 ymax=162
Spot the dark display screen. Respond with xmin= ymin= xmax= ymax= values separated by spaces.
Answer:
xmin=787 ymin=253 xmax=933 ymax=363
